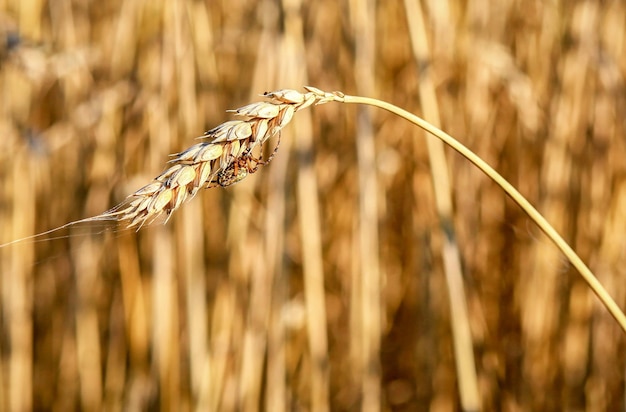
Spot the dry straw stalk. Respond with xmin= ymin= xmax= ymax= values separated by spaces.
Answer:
xmin=336 ymin=92 xmax=626 ymax=335
xmin=3 ymin=86 xmax=626 ymax=335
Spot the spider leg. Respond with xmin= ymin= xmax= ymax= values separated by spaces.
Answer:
xmin=256 ymin=132 xmax=282 ymax=166
xmin=265 ymin=132 xmax=281 ymax=164
xmin=233 ymin=157 xmax=240 ymax=175
xmin=244 ymin=156 xmax=260 ymax=174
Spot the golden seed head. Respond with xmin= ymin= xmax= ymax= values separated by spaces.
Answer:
xmin=101 ymin=87 xmax=327 ymax=228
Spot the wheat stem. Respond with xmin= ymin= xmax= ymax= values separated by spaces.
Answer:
xmin=5 ymin=86 xmax=624 ymax=336
xmin=339 ymin=93 xmax=626 ymax=334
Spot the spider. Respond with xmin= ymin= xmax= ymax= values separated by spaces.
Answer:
xmin=211 ymin=133 xmax=281 ymax=188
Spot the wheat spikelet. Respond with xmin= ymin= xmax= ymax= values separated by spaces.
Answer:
xmin=99 ymin=87 xmax=341 ymax=229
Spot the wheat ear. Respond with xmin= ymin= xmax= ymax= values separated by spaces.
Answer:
xmin=0 ymin=88 xmax=324 ymax=247
xmin=98 ymin=89 xmax=327 ymax=228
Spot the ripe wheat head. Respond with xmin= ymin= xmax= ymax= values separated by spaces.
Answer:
xmin=100 ymin=87 xmax=342 ymax=229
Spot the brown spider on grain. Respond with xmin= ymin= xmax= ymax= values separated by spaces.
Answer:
xmin=212 ymin=132 xmax=282 ymax=188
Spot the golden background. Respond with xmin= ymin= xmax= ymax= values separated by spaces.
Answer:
xmin=0 ymin=0 xmax=625 ymax=410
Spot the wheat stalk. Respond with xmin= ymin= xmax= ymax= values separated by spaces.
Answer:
xmin=2 ymin=86 xmax=625 ymax=335
xmin=333 ymin=92 xmax=626 ymax=335
xmin=86 ymin=86 xmax=626 ymax=333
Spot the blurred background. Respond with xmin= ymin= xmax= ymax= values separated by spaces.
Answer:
xmin=1 ymin=0 xmax=625 ymax=410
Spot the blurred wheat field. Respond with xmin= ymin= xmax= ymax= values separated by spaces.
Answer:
xmin=1 ymin=0 xmax=625 ymax=411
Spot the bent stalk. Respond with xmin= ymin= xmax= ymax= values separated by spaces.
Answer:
xmin=337 ymin=92 xmax=626 ymax=334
